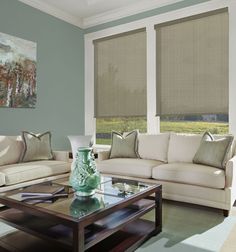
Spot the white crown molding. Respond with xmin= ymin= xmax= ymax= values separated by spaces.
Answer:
xmin=82 ymin=0 xmax=183 ymax=28
xmin=18 ymin=0 xmax=83 ymax=28
xmin=18 ymin=0 xmax=192 ymax=29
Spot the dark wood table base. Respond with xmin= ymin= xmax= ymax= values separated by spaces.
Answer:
xmin=0 ymin=178 xmax=162 ymax=252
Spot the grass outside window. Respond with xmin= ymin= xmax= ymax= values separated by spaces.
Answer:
xmin=96 ymin=117 xmax=228 ymax=145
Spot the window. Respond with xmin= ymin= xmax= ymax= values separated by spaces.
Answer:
xmin=160 ymin=114 xmax=228 ymax=134
xmin=155 ymin=9 xmax=229 ymax=134
xmin=94 ymin=29 xmax=147 ymax=144
xmin=86 ymin=5 xmax=233 ymax=141
xmin=96 ymin=117 xmax=147 ymax=145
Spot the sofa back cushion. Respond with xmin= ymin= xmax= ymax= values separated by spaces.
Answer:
xmin=0 ymin=136 xmax=23 ymax=166
xmin=138 ymin=133 xmax=169 ymax=162
xmin=168 ymin=133 xmax=202 ymax=163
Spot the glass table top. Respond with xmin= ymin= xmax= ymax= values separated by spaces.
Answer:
xmin=2 ymin=176 xmax=156 ymax=220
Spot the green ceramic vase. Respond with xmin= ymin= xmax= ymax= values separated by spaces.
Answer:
xmin=69 ymin=147 xmax=100 ymax=197
xmin=70 ymin=197 xmax=101 ymax=218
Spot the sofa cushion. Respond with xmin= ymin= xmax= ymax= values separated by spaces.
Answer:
xmin=0 ymin=160 xmax=70 ymax=186
xmin=138 ymin=133 xmax=169 ymax=162
xmin=97 ymin=158 xmax=163 ymax=178
xmin=152 ymin=163 xmax=225 ymax=189
xmin=21 ymin=131 xmax=53 ymax=162
xmin=0 ymin=136 xmax=23 ymax=166
xmin=110 ymin=130 xmax=138 ymax=159
xmin=168 ymin=133 xmax=202 ymax=163
xmin=0 ymin=172 xmax=5 ymax=186
xmin=193 ymin=132 xmax=234 ymax=169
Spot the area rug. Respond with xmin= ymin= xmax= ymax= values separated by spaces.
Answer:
xmin=0 ymin=201 xmax=236 ymax=252
xmin=138 ymin=201 xmax=236 ymax=252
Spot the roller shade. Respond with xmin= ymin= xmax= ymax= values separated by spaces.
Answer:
xmin=155 ymin=9 xmax=229 ymax=116
xmin=94 ymin=29 xmax=147 ymax=118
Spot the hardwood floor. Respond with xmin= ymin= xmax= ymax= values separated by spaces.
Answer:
xmin=0 ymin=230 xmax=68 ymax=252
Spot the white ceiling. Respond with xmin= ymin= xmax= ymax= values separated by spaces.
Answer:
xmin=18 ymin=0 xmax=183 ymax=28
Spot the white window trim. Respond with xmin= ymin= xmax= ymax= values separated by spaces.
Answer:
xmin=85 ymin=0 xmax=236 ymax=141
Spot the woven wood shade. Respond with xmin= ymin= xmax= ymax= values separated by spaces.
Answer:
xmin=94 ymin=29 xmax=147 ymax=118
xmin=155 ymin=9 xmax=229 ymax=116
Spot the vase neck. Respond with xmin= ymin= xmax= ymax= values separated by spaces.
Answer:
xmin=77 ymin=147 xmax=92 ymax=161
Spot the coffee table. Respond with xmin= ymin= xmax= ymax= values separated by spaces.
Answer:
xmin=0 ymin=176 xmax=162 ymax=252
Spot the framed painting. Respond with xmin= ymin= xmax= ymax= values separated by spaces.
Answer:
xmin=0 ymin=32 xmax=37 ymax=108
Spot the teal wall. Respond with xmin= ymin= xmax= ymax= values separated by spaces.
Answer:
xmin=85 ymin=0 xmax=210 ymax=33
xmin=0 ymin=0 xmax=84 ymax=150
xmin=0 ymin=0 xmax=210 ymax=150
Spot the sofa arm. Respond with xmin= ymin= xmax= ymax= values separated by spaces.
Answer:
xmin=53 ymin=151 xmax=69 ymax=162
xmin=98 ymin=150 xmax=110 ymax=162
xmin=225 ymin=155 xmax=236 ymax=187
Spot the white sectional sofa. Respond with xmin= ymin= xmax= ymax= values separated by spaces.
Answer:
xmin=0 ymin=135 xmax=70 ymax=193
xmin=97 ymin=133 xmax=236 ymax=216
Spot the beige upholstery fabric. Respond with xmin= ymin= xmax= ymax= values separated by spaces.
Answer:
xmin=168 ymin=133 xmax=202 ymax=163
xmin=0 ymin=172 xmax=5 ymax=186
xmin=97 ymin=158 xmax=163 ymax=178
xmin=138 ymin=133 xmax=169 ymax=162
xmin=160 ymin=180 xmax=228 ymax=209
xmin=0 ymin=136 xmax=23 ymax=166
xmin=97 ymin=150 xmax=110 ymax=162
xmin=52 ymin=151 xmax=69 ymax=162
xmin=0 ymin=160 xmax=70 ymax=186
xmin=0 ymin=174 xmax=69 ymax=193
xmin=225 ymin=156 xmax=236 ymax=187
xmin=152 ymin=163 xmax=225 ymax=189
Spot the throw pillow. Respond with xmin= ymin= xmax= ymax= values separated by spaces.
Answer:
xmin=109 ymin=130 xmax=138 ymax=159
xmin=21 ymin=131 xmax=53 ymax=162
xmin=193 ymin=132 xmax=234 ymax=169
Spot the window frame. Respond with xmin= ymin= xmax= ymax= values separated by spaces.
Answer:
xmin=85 ymin=0 xmax=236 ymax=147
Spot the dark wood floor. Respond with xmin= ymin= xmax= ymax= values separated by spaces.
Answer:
xmin=0 ymin=230 xmax=69 ymax=252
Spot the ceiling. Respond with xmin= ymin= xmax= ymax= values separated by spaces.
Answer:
xmin=18 ymin=0 xmax=183 ymax=28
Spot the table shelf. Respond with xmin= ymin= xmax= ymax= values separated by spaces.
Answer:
xmin=0 ymin=199 xmax=156 ymax=251
xmin=0 ymin=178 xmax=162 ymax=252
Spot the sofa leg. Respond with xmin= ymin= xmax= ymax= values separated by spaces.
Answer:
xmin=223 ymin=209 xmax=229 ymax=217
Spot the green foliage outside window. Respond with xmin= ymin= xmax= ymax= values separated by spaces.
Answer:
xmin=96 ymin=115 xmax=228 ymax=145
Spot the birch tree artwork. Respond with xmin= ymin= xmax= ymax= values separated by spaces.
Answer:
xmin=0 ymin=32 xmax=36 ymax=108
